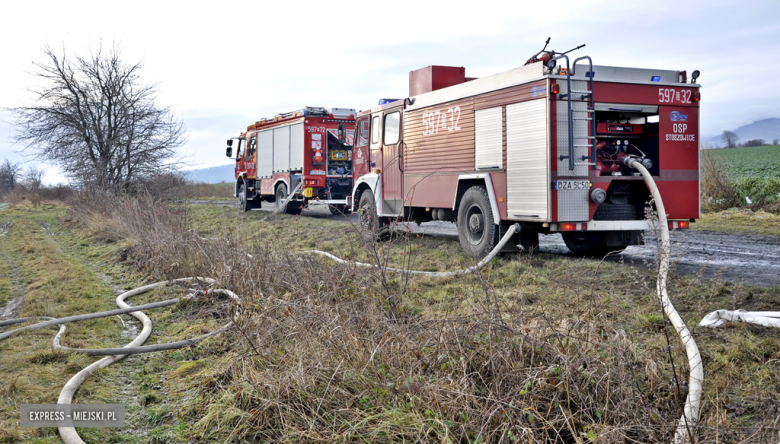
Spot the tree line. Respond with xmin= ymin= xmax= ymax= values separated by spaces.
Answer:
xmin=720 ymin=130 xmax=778 ymax=149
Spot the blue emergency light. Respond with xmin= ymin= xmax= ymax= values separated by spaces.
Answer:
xmin=378 ymin=98 xmax=401 ymax=105
xmin=651 ymin=76 xmax=661 ymax=82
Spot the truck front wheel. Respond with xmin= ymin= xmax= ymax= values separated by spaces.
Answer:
xmin=358 ymin=189 xmax=388 ymax=242
xmin=457 ymin=186 xmax=499 ymax=259
xmin=239 ymin=184 xmax=253 ymax=212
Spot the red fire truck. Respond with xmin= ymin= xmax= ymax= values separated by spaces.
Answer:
xmin=350 ymin=44 xmax=701 ymax=257
xmin=226 ymin=106 xmax=356 ymax=213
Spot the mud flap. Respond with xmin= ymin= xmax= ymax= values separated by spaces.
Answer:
xmin=499 ymin=223 xmax=539 ymax=254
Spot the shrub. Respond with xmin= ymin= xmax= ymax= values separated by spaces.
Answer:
xmin=700 ymin=149 xmax=739 ymax=211
xmin=733 ymin=176 xmax=780 ymax=205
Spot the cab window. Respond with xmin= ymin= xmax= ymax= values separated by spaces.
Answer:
xmin=235 ymin=138 xmax=244 ymax=160
xmin=383 ymin=111 xmax=400 ymax=145
xmin=371 ymin=115 xmax=380 ymax=144
xmin=356 ymin=119 xmax=370 ymax=147
xmin=247 ymin=134 xmax=257 ymax=159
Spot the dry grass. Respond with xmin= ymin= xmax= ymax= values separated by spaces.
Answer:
xmin=701 ymin=149 xmax=739 ymax=212
xmin=185 ymin=182 xmax=234 ymax=199
xmin=60 ymin=196 xmax=780 ymax=443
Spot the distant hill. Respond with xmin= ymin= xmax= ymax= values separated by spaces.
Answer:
xmin=184 ymin=164 xmax=234 ymax=184
xmin=706 ymin=118 xmax=780 ymax=147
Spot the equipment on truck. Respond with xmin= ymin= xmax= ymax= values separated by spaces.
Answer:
xmin=350 ymin=40 xmax=701 ymax=257
xmin=225 ymin=106 xmax=356 ymax=213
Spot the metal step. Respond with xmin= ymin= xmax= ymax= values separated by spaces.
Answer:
xmin=571 ymin=90 xmax=592 ymax=94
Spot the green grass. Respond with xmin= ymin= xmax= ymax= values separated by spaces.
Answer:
xmin=710 ymin=145 xmax=780 ymax=179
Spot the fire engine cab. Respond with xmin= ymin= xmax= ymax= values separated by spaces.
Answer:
xmin=350 ymin=44 xmax=700 ymax=257
xmin=226 ymin=106 xmax=356 ymax=213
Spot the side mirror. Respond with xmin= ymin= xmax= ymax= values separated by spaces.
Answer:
xmin=226 ymin=147 xmax=232 ymax=158
xmin=227 ymin=139 xmax=233 ymax=147
xmin=338 ymin=123 xmax=346 ymax=143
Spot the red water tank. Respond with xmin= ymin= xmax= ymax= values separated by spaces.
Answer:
xmin=409 ymin=66 xmax=466 ymax=97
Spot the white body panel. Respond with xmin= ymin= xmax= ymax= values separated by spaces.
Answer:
xmin=474 ymin=107 xmax=503 ymax=170
xmin=256 ymin=130 xmax=274 ymax=178
xmin=506 ymin=99 xmax=549 ymax=221
xmin=289 ymin=123 xmax=304 ymax=171
xmin=273 ymin=126 xmax=290 ymax=173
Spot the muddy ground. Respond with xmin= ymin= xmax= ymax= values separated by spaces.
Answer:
xmin=191 ymin=199 xmax=780 ymax=288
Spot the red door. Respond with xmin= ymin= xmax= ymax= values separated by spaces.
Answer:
xmin=381 ymin=108 xmax=404 ymax=215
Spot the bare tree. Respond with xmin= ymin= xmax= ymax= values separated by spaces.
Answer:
xmin=23 ymin=167 xmax=44 ymax=189
xmin=773 ymin=138 xmax=778 ymax=146
xmin=721 ymin=130 xmax=739 ymax=148
xmin=0 ymin=159 xmax=23 ymax=192
xmin=8 ymin=44 xmax=187 ymax=191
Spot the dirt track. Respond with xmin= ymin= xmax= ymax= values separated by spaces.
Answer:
xmin=192 ymin=199 xmax=780 ymax=288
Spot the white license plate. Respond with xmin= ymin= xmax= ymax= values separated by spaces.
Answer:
xmin=554 ymin=180 xmax=591 ymax=190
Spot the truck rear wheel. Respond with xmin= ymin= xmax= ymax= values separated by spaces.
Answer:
xmin=561 ymin=203 xmax=638 ymax=256
xmin=276 ymin=184 xmax=302 ymax=216
xmin=457 ymin=185 xmax=499 ymax=259
xmin=358 ymin=189 xmax=388 ymax=242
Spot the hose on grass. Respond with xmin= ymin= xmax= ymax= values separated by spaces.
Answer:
xmin=699 ymin=309 xmax=780 ymax=328
xmin=631 ymin=160 xmax=703 ymax=444
xmin=302 ymin=223 xmax=520 ymax=278
xmin=0 ymin=278 xmax=238 ymax=444
xmin=57 ymin=279 xmax=238 ymax=444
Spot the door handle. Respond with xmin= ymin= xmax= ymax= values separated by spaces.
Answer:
xmin=399 ymin=141 xmax=405 ymax=172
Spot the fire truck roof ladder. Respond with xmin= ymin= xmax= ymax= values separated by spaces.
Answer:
xmin=572 ymin=56 xmax=597 ymax=169
xmin=554 ymin=52 xmax=596 ymax=171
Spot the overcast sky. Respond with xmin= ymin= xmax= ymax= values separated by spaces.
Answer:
xmin=2 ymin=0 xmax=778 ymax=184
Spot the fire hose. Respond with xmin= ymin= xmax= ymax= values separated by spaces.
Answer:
xmin=629 ymin=159 xmax=703 ymax=444
xmin=311 ymin=157 xmax=703 ymax=442
xmin=0 ymin=278 xmax=239 ymax=444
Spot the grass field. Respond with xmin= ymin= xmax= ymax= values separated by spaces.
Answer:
xmin=709 ymin=145 xmax=780 ymax=180
xmin=2 ymin=198 xmax=779 ymax=443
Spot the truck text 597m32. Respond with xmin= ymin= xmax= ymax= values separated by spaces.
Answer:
xmin=347 ymin=47 xmax=700 ymax=258
xmin=224 ymin=45 xmax=701 ymax=258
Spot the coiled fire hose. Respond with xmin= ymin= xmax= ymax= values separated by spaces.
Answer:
xmin=0 ymin=278 xmax=239 ymax=444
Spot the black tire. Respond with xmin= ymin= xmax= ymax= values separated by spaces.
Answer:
xmin=358 ymin=189 xmax=388 ymax=242
xmin=561 ymin=231 xmax=608 ymax=256
xmin=239 ymin=184 xmax=251 ymax=212
xmin=457 ymin=186 xmax=499 ymax=259
xmin=275 ymin=184 xmax=302 ymax=215
xmin=594 ymin=203 xmax=637 ymax=220
xmin=562 ymin=203 xmax=638 ymax=256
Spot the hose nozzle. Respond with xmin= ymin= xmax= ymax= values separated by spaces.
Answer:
xmin=621 ymin=156 xmax=653 ymax=170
